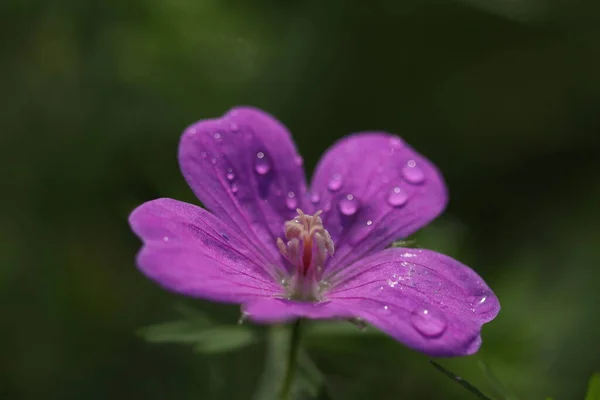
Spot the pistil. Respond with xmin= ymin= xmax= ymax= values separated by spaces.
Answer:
xmin=277 ymin=209 xmax=335 ymax=301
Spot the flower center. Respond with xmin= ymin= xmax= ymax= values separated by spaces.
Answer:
xmin=277 ymin=209 xmax=335 ymax=301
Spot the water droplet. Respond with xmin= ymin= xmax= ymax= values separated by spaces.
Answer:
xmin=286 ymin=191 xmax=297 ymax=209
xmin=294 ymin=155 xmax=303 ymax=166
xmin=162 ymin=236 xmax=169 ymax=242
xmin=469 ymin=294 xmax=492 ymax=314
xmin=254 ymin=152 xmax=271 ymax=175
xmin=231 ymin=183 xmax=239 ymax=194
xmin=213 ymin=132 xmax=221 ymax=140
xmin=390 ymin=137 xmax=403 ymax=148
xmin=338 ymin=194 xmax=360 ymax=216
xmin=226 ymin=168 xmax=235 ymax=180
xmin=210 ymin=157 xmax=217 ymax=165
xmin=366 ymin=220 xmax=373 ymax=226
xmin=410 ymin=306 xmax=447 ymax=337
xmin=328 ymin=173 xmax=342 ymax=191
xmin=189 ymin=128 xmax=197 ymax=135
xmin=402 ymin=160 xmax=425 ymax=184
xmin=310 ymin=193 xmax=320 ymax=204
xmin=387 ymin=186 xmax=408 ymax=207
xmin=221 ymin=233 xmax=230 ymax=242
xmin=229 ymin=122 xmax=238 ymax=132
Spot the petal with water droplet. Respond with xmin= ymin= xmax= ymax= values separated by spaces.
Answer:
xmin=179 ymin=107 xmax=310 ymax=261
xmin=338 ymin=193 xmax=360 ymax=216
xmin=129 ymin=198 xmax=282 ymax=302
xmin=310 ymin=133 xmax=447 ymax=271
xmin=325 ymin=248 xmax=499 ymax=356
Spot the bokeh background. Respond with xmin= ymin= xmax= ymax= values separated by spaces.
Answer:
xmin=2 ymin=0 xmax=600 ymax=399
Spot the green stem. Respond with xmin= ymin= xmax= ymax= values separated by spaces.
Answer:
xmin=279 ymin=319 xmax=303 ymax=400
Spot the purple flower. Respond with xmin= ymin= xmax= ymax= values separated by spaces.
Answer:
xmin=129 ymin=107 xmax=499 ymax=357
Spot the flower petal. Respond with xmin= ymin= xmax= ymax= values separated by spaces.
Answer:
xmin=242 ymin=298 xmax=356 ymax=323
xmin=310 ymin=133 xmax=447 ymax=271
xmin=326 ymin=248 xmax=499 ymax=357
xmin=179 ymin=107 xmax=308 ymax=263
xmin=129 ymin=198 xmax=282 ymax=302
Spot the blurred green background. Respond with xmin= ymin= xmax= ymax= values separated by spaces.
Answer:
xmin=2 ymin=0 xmax=600 ymax=399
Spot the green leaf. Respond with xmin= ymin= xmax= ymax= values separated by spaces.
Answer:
xmin=295 ymin=349 xmax=327 ymax=398
xmin=390 ymin=239 xmax=418 ymax=248
xmin=478 ymin=360 xmax=520 ymax=400
xmin=138 ymin=318 xmax=213 ymax=344
xmin=430 ymin=360 xmax=494 ymax=400
xmin=305 ymin=320 xmax=380 ymax=337
xmin=193 ymin=326 xmax=258 ymax=354
xmin=585 ymin=373 xmax=600 ymax=400
xmin=138 ymin=309 xmax=257 ymax=354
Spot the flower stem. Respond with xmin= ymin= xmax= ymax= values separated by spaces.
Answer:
xmin=278 ymin=318 xmax=302 ymax=400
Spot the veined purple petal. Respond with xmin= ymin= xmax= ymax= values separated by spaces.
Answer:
xmin=243 ymin=298 xmax=356 ymax=322
xmin=310 ymin=133 xmax=447 ymax=272
xmin=326 ymin=248 xmax=499 ymax=357
xmin=179 ymin=107 xmax=309 ymax=263
xmin=129 ymin=198 xmax=282 ymax=302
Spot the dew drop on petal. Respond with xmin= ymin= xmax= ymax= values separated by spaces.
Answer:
xmin=469 ymin=293 xmax=492 ymax=314
xmin=328 ymin=173 xmax=342 ymax=191
xmin=286 ymin=191 xmax=297 ymax=209
xmin=226 ymin=168 xmax=235 ymax=181
xmin=213 ymin=132 xmax=221 ymax=140
xmin=338 ymin=194 xmax=360 ymax=216
xmin=229 ymin=122 xmax=238 ymax=132
xmin=387 ymin=186 xmax=408 ymax=207
xmin=162 ymin=236 xmax=169 ymax=242
xmin=231 ymin=182 xmax=239 ymax=194
xmin=390 ymin=137 xmax=404 ymax=149
xmin=410 ymin=305 xmax=447 ymax=337
xmin=402 ymin=160 xmax=425 ymax=184
xmin=294 ymin=155 xmax=304 ymax=166
xmin=310 ymin=193 xmax=320 ymax=204
xmin=254 ymin=152 xmax=271 ymax=175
